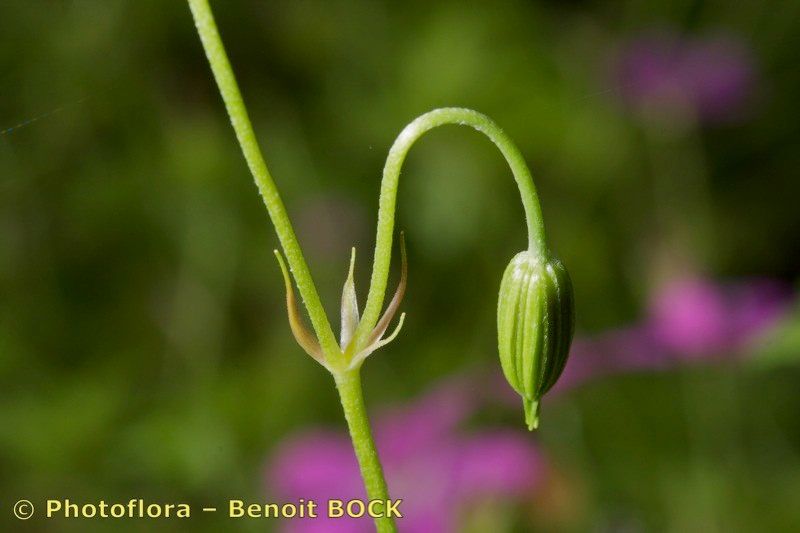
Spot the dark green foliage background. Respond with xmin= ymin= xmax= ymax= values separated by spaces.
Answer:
xmin=1 ymin=1 xmax=799 ymax=531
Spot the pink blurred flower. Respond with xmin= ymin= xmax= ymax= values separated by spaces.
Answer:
xmin=555 ymin=276 xmax=791 ymax=392
xmin=649 ymin=276 xmax=788 ymax=356
xmin=268 ymin=380 xmax=545 ymax=532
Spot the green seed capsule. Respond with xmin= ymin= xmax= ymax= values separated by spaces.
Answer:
xmin=497 ymin=251 xmax=575 ymax=430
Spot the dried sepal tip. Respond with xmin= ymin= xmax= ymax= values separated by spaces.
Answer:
xmin=273 ymin=249 xmax=329 ymax=369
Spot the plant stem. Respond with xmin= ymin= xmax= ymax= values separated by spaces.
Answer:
xmin=353 ymin=107 xmax=548 ymax=352
xmin=186 ymin=3 xmax=395 ymax=530
xmin=335 ymin=369 xmax=397 ymax=532
xmin=187 ymin=0 xmax=341 ymax=362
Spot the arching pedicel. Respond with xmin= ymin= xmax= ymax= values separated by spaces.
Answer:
xmin=351 ymin=107 xmax=575 ymax=430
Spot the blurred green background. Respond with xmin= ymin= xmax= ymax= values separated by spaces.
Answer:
xmin=2 ymin=0 xmax=799 ymax=531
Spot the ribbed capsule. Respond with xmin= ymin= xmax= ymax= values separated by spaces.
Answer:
xmin=497 ymin=251 xmax=575 ymax=430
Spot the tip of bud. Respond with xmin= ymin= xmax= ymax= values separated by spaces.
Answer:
xmin=524 ymin=398 xmax=540 ymax=431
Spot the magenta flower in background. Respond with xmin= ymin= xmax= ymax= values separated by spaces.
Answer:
xmin=267 ymin=276 xmax=792 ymax=532
xmin=616 ymin=31 xmax=757 ymax=122
xmin=269 ymin=380 xmax=545 ymax=532
xmin=649 ymin=276 xmax=789 ymax=356
xmin=554 ymin=276 xmax=791 ymax=393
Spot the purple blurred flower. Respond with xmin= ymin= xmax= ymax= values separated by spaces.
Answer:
xmin=649 ymin=276 xmax=788 ymax=355
xmin=267 ymin=276 xmax=791 ymax=532
xmin=555 ymin=276 xmax=791 ymax=392
xmin=616 ymin=31 xmax=757 ymax=122
xmin=268 ymin=380 xmax=545 ymax=533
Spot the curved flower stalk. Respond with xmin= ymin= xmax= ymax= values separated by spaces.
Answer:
xmin=353 ymin=107 xmax=575 ymax=429
xmin=187 ymin=1 xmax=573 ymax=531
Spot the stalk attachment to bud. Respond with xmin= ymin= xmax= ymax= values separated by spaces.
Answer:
xmin=353 ymin=107 xmax=576 ymax=431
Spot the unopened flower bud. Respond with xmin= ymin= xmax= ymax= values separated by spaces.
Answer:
xmin=497 ymin=251 xmax=575 ymax=430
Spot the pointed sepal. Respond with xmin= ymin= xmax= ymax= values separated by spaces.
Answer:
xmin=340 ymin=247 xmax=360 ymax=351
xmin=273 ymin=250 xmax=328 ymax=369
xmin=348 ymin=232 xmax=409 ymax=369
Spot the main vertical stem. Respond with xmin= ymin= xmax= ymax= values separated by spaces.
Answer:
xmin=187 ymin=0 xmax=340 ymax=360
xmin=187 ymin=3 xmax=395 ymax=529
xmin=335 ymin=370 xmax=397 ymax=533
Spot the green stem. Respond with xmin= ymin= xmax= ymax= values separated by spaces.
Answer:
xmin=186 ymin=3 xmax=395 ymax=531
xmin=335 ymin=370 xmax=397 ymax=532
xmin=353 ymin=107 xmax=548 ymax=352
xmin=187 ymin=0 xmax=341 ymax=362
